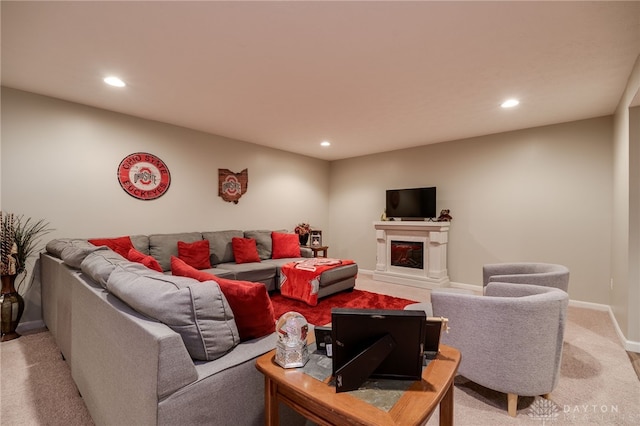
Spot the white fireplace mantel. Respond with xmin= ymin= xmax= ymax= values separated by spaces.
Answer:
xmin=373 ymin=221 xmax=450 ymax=289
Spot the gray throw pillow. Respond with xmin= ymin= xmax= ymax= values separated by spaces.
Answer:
xmin=81 ymin=250 xmax=151 ymax=289
xmin=148 ymin=232 xmax=203 ymax=272
xmin=60 ymin=240 xmax=109 ymax=269
xmin=46 ymin=238 xmax=76 ymax=258
xmin=202 ymin=230 xmax=243 ymax=265
xmin=244 ymin=230 xmax=286 ymax=260
xmin=106 ymin=266 xmax=240 ymax=361
xmin=129 ymin=234 xmax=150 ymax=255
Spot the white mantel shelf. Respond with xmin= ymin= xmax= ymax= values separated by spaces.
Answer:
xmin=373 ymin=220 xmax=450 ymax=289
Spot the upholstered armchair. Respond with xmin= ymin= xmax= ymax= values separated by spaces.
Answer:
xmin=483 ymin=262 xmax=570 ymax=293
xmin=431 ymin=282 xmax=569 ymax=416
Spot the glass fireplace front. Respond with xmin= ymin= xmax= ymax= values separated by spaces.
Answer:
xmin=390 ymin=240 xmax=424 ymax=270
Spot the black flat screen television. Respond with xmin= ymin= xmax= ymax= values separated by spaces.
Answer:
xmin=385 ymin=187 xmax=436 ymax=220
xmin=331 ymin=308 xmax=426 ymax=392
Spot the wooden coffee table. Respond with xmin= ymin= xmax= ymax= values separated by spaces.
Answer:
xmin=256 ymin=343 xmax=461 ymax=426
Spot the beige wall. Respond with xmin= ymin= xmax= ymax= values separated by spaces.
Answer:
xmin=611 ymin=53 xmax=640 ymax=345
xmin=1 ymin=88 xmax=330 ymax=322
xmin=3 ymin=84 xmax=636 ymax=347
xmin=629 ymin=105 xmax=640 ymax=344
xmin=329 ymin=117 xmax=613 ymax=305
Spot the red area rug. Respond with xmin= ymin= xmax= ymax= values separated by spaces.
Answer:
xmin=270 ymin=289 xmax=418 ymax=326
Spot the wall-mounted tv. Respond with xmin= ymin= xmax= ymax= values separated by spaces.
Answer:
xmin=385 ymin=187 xmax=436 ymax=220
xmin=331 ymin=308 xmax=426 ymax=392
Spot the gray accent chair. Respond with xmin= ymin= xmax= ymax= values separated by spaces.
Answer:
xmin=431 ymin=282 xmax=569 ymax=417
xmin=483 ymin=262 xmax=570 ymax=293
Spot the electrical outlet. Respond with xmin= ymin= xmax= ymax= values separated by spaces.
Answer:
xmin=610 ymin=278 xmax=614 ymax=290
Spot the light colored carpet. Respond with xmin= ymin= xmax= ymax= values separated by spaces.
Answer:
xmin=357 ymin=275 xmax=640 ymax=425
xmin=0 ymin=330 xmax=94 ymax=425
xmin=424 ymin=306 xmax=640 ymax=425
xmin=1 ymin=274 xmax=638 ymax=425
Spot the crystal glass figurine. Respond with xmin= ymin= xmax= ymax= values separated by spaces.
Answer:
xmin=275 ymin=311 xmax=310 ymax=368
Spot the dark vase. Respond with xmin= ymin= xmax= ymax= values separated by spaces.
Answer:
xmin=1 ymin=274 xmax=24 ymax=342
xmin=298 ymin=233 xmax=309 ymax=246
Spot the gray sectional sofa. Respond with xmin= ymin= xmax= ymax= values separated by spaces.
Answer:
xmin=40 ymin=229 xmax=357 ymax=425
xmin=132 ymin=229 xmax=356 ymax=296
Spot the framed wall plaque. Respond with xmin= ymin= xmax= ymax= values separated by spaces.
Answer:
xmin=117 ymin=152 xmax=171 ymax=200
xmin=218 ymin=168 xmax=248 ymax=204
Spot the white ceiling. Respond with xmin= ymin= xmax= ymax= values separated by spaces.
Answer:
xmin=2 ymin=1 xmax=639 ymax=161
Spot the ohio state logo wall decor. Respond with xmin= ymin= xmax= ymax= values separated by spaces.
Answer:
xmin=117 ymin=152 xmax=171 ymax=200
xmin=218 ymin=168 xmax=248 ymax=204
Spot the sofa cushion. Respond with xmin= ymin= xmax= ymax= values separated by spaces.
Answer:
xmin=149 ymin=232 xmax=203 ymax=272
xmin=107 ymin=265 xmax=240 ymax=361
xmin=127 ymin=248 xmax=163 ymax=272
xmin=271 ymin=232 xmax=301 ymax=259
xmin=171 ymin=256 xmax=275 ymax=341
xmin=215 ymin=262 xmax=278 ymax=288
xmin=60 ymin=240 xmax=109 ymax=269
xmin=81 ymin=250 xmax=150 ymax=288
xmin=177 ymin=240 xmax=211 ymax=270
xmin=130 ymin=234 xmax=150 ymax=255
xmin=202 ymin=230 xmax=244 ymax=265
xmin=197 ymin=267 xmax=236 ymax=279
xmin=88 ymin=235 xmax=134 ymax=258
xmin=46 ymin=238 xmax=74 ymax=258
xmin=243 ymin=230 xmax=276 ymax=260
xmin=231 ymin=237 xmax=261 ymax=264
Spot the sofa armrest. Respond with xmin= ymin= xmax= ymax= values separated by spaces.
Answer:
xmin=300 ymin=247 xmax=313 ymax=258
xmin=71 ymin=272 xmax=198 ymax=425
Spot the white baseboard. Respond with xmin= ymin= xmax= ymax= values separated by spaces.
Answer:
xmin=567 ymin=299 xmax=640 ymax=352
xmin=448 ymin=281 xmax=482 ymax=293
xmin=568 ymin=298 xmax=610 ymax=311
xmin=362 ymin=270 xmax=640 ymax=353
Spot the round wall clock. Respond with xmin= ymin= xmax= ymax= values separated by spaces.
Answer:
xmin=117 ymin=152 xmax=171 ymax=200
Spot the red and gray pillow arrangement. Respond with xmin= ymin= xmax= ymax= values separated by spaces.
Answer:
xmin=87 ymin=234 xmax=283 ymax=342
xmin=170 ymin=256 xmax=275 ymax=341
xmin=88 ymin=236 xmax=163 ymax=272
xmin=51 ymin=231 xmax=308 ymax=361
xmin=89 ymin=231 xmax=302 ymax=270
xmin=105 ymin=264 xmax=240 ymax=361
xmin=88 ymin=236 xmax=213 ymax=273
xmin=230 ymin=232 xmax=301 ymax=263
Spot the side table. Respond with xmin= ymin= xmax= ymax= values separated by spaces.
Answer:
xmin=256 ymin=343 xmax=461 ymax=425
xmin=310 ymin=246 xmax=328 ymax=258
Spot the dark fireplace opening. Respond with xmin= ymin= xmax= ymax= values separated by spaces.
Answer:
xmin=390 ymin=240 xmax=424 ymax=270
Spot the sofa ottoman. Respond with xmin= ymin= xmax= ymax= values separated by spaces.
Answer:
xmin=278 ymin=260 xmax=358 ymax=304
xmin=317 ymin=263 xmax=358 ymax=298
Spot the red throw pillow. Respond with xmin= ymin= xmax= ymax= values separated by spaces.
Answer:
xmin=271 ymin=232 xmax=301 ymax=259
xmin=170 ymin=256 xmax=275 ymax=341
xmin=88 ymin=236 xmax=134 ymax=258
xmin=127 ymin=248 xmax=163 ymax=272
xmin=177 ymin=240 xmax=212 ymax=270
xmin=231 ymin=237 xmax=261 ymax=264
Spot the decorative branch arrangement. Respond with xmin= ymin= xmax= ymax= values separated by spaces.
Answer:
xmin=0 ymin=212 xmax=17 ymax=275
xmin=1 ymin=211 xmax=52 ymax=287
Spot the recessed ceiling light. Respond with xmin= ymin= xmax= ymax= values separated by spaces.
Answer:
xmin=104 ymin=76 xmax=126 ymax=87
xmin=321 ymin=141 xmax=331 ymax=147
xmin=501 ymin=99 xmax=519 ymax=108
